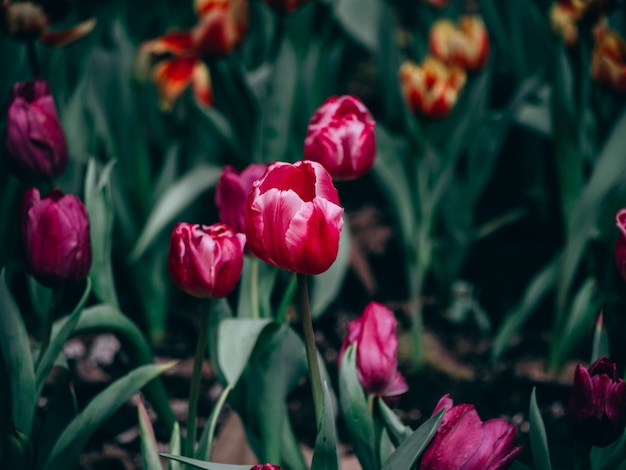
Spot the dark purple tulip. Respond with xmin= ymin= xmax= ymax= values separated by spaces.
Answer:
xmin=615 ymin=209 xmax=626 ymax=281
xmin=568 ymin=356 xmax=626 ymax=447
xmin=20 ymin=188 xmax=91 ymax=288
xmin=421 ymin=395 xmax=522 ymax=470
xmin=5 ymin=80 xmax=68 ymax=181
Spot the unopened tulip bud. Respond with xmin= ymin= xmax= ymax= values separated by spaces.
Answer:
xmin=245 ymin=160 xmax=344 ymax=275
xmin=304 ymin=95 xmax=376 ymax=181
xmin=215 ymin=164 xmax=268 ymax=234
xmin=4 ymin=80 xmax=68 ymax=181
xmin=168 ymin=222 xmax=245 ymax=298
xmin=421 ymin=395 xmax=522 ymax=470
xmin=20 ymin=188 xmax=92 ymax=288
xmin=567 ymin=356 xmax=626 ymax=447
xmin=338 ymin=302 xmax=408 ymax=398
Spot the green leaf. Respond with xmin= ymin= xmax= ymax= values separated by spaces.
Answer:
xmin=138 ymin=396 xmax=163 ymax=470
xmin=338 ymin=344 xmax=376 ymax=470
xmin=43 ymin=363 xmax=174 ymax=470
xmin=592 ymin=312 xmax=610 ymax=363
xmin=195 ymin=385 xmax=232 ymax=461
xmin=311 ymin=382 xmax=339 ymax=470
xmin=491 ymin=258 xmax=558 ymax=362
xmin=237 ymin=258 xmax=278 ymax=319
xmin=217 ymin=319 xmax=273 ymax=386
xmin=129 ymin=164 xmax=222 ymax=261
xmin=311 ymin=216 xmax=351 ymax=319
xmin=333 ymin=0 xmax=382 ymax=52
xmin=161 ymin=455 xmax=253 ymax=470
xmin=169 ymin=422 xmax=183 ymax=470
xmin=381 ymin=409 xmax=444 ymax=470
xmin=51 ymin=305 xmax=175 ymax=430
xmin=0 ymin=269 xmax=36 ymax=435
xmin=377 ymin=399 xmax=412 ymax=448
xmin=529 ymin=388 xmax=552 ymax=470
xmin=35 ymin=279 xmax=91 ymax=397
xmin=85 ymin=158 xmax=119 ymax=307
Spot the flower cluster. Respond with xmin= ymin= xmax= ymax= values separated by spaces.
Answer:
xmin=136 ymin=0 xmax=248 ymax=110
xmin=400 ymin=15 xmax=489 ymax=117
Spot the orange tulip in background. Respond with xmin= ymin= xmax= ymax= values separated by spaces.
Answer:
xmin=429 ymin=15 xmax=490 ymax=71
xmin=549 ymin=0 xmax=617 ymax=46
xmin=137 ymin=0 xmax=248 ymax=110
xmin=591 ymin=24 xmax=626 ymax=92
xmin=400 ymin=57 xmax=467 ymax=118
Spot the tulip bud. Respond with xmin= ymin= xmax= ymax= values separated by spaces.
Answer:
xmin=215 ymin=164 xmax=268 ymax=234
xmin=591 ymin=25 xmax=626 ymax=92
xmin=338 ymin=302 xmax=408 ymax=398
xmin=304 ymin=95 xmax=376 ymax=181
xmin=567 ymin=356 xmax=626 ymax=447
xmin=429 ymin=15 xmax=490 ymax=71
xmin=263 ymin=0 xmax=310 ymax=14
xmin=20 ymin=188 xmax=91 ymax=288
xmin=168 ymin=222 xmax=245 ymax=298
xmin=244 ymin=160 xmax=344 ymax=275
xmin=616 ymin=209 xmax=626 ymax=280
xmin=191 ymin=0 xmax=248 ymax=56
xmin=400 ymin=57 xmax=466 ymax=118
xmin=251 ymin=465 xmax=280 ymax=470
xmin=421 ymin=395 xmax=522 ymax=470
xmin=4 ymin=80 xmax=68 ymax=181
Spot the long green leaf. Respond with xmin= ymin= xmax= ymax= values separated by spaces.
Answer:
xmin=168 ymin=422 xmax=183 ymax=470
xmin=333 ymin=0 xmax=382 ymax=52
xmin=138 ymin=396 xmax=163 ymax=470
xmin=129 ymin=164 xmax=222 ymax=261
xmin=195 ymin=385 xmax=232 ymax=461
xmin=161 ymin=455 xmax=253 ymax=470
xmin=592 ymin=312 xmax=610 ymax=363
xmin=529 ymin=388 xmax=552 ymax=470
xmin=381 ymin=410 xmax=444 ymax=470
xmin=35 ymin=279 xmax=91 ymax=397
xmin=377 ymin=399 xmax=412 ymax=448
xmin=43 ymin=363 xmax=174 ymax=470
xmin=311 ymin=382 xmax=339 ymax=470
xmin=0 ymin=269 xmax=36 ymax=435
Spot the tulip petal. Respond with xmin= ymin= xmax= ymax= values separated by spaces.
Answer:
xmin=152 ymin=56 xmax=197 ymax=111
xmin=39 ymin=18 xmax=97 ymax=47
xmin=191 ymin=60 xmax=212 ymax=107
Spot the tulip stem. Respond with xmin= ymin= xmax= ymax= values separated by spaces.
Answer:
xmin=185 ymin=299 xmax=212 ymax=457
xmin=26 ymin=41 xmax=42 ymax=78
xmin=574 ymin=441 xmax=592 ymax=470
xmin=250 ymin=257 xmax=260 ymax=319
xmin=39 ymin=286 xmax=63 ymax=362
xmin=297 ymin=273 xmax=323 ymax=426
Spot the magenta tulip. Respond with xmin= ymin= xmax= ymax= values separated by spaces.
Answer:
xmin=215 ymin=164 xmax=268 ymax=234
xmin=421 ymin=395 xmax=522 ymax=470
xmin=338 ymin=302 xmax=408 ymax=398
xmin=567 ymin=356 xmax=626 ymax=447
xmin=20 ymin=188 xmax=91 ymax=287
xmin=304 ymin=95 xmax=376 ymax=181
xmin=244 ymin=160 xmax=344 ymax=275
xmin=168 ymin=222 xmax=245 ymax=298
xmin=615 ymin=209 xmax=626 ymax=280
xmin=251 ymin=465 xmax=280 ymax=470
xmin=5 ymin=80 xmax=68 ymax=181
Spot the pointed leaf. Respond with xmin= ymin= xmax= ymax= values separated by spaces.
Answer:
xmin=195 ymin=385 xmax=232 ymax=461
xmin=311 ymin=382 xmax=339 ymax=470
xmin=334 ymin=0 xmax=382 ymax=52
xmin=138 ymin=396 xmax=163 ymax=470
xmin=168 ymin=422 xmax=183 ymax=470
xmin=592 ymin=313 xmax=610 ymax=364
xmin=161 ymin=455 xmax=252 ymax=470
xmin=377 ymin=399 xmax=412 ymax=448
xmin=529 ymin=388 xmax=552 ymax=470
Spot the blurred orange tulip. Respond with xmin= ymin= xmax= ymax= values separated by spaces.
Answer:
xmin=550 ymin=0 xmax=617 ymax=46
xmin=429 ymin=15 xmax=489 ymax=71
xmin=591 ymin=25 xmax=626 ymax=92
xmin=400 ymin=57 xmax=467 ymax=118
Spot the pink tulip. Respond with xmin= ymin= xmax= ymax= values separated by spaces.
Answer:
xmin=5 ymin=80 xmax=68 ymax=181
xmin=168 ymin=222 xmax=245 ymax=298
xmin=421 ymin=395 xmax=522 ymax=470
xmin=338 ymin=302 xmax=408 ymax=398
xmin=20 ymin=188 xmax=91 ymax=287
xmin=304 ymin=95 xmax=376 ymax=181
xmin=215 ymin=164 xmax=268 ymax=234
xmin=251 ymin=465 xmax=280 ymax=470
xmin=244 ymin=160 xmax=344 ymax=275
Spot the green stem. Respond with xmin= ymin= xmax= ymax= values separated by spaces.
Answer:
xmin=574 ymin=440 xmax=592 ymax=470
xmin=185 ymin=299 xmax=212 ymax=457
xmin=26 ymin=41 xmax=41 ymax=78
xmin=250 ymin=257 xmax=260 ymax=319
xmin=297 ymin=273 xmax=323 ymax=426
xmin=408 ymin=261 xmax=424 ymax=369
xmin=39 ymin=286 xmax=63 ymax=361
xmin=276 ymin=273 xmax=297 ymax=323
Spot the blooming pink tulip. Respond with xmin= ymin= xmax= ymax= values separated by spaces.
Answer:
xmin=616 ymin=209 xmax=626 ymax=280
xmin=5 ymin=80 xmax=68 ymax=181
xmin=215 ymin=164 xmax=268 ymax=234
xmin=244 ymin=160 xmax=344 ymax=275
xmin=567 ymin=356 xmax=626 ymax=447
xmin=251 ymin=465 xmax=280 ymax=470
xmin=168 ymin=222 xmax=245 ymax=298
xmin=304 ymin=95 xmax=376 ymax=181
xmin=338 ymin=302 xmax=408 ymax=398
xmin=421 ymin=395 xmax=522 ymax=470
xmin=20 ymin=188 xmax=91 ymax=287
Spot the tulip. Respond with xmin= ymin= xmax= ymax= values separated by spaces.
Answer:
xmin=550 ymin=2 xmax=580 ymax=46
xmin=400 ymin=57 xmax=466 ymax=118
xmin=20 ymin=188 xmax=92 ymax=288
xmin=263 ymin=0 xmax=310 ymax=14
xmin=4 ymin=80 xmax=68 ymax=181
xmin=304 ymin=95 xmax=376 ymax=181
xmin=251 ymin=465 xmax=280 ymax=470
xmin=616 ymin=209 xmax=626 ymax=280
xmin=591 ymin=25 xmax=626 ymax=92
xmin=429 ymin=16 xmax=490 ymax=72
xmin=421 ymin=395 xmax=522 ymax=470
xmin=192 ymin=0 xmax=249 ymax=56
xmin=215 ymin=164 xmax=268 ymax=234
xmin=245 ymin=160 xmax=344 ymax=275
xmin=567 ymin=356 xmax=626 ymax=447
xmin=168 ymin=222 xmax=245 ymax=298
xmin=338 ymin=302 xmax=408 ymax=398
